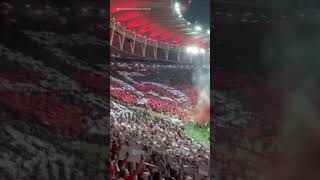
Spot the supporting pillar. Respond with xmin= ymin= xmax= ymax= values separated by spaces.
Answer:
xmin=164 ymin=45 xmax=170 ymax=60
xmin=153 ymin=43 xmax=158 ymax=60
xmin=177 ymin=47 xmax=181 ymax=62
xmin=110 ymin=22 xmax=116 ymax=46
xmin=130 ymin=34 xmax=136 ymax=54
xmin=141 ymin=39 xmax=147 ymax=57
xmin=118 ymin=31 xmax=126 ymax=51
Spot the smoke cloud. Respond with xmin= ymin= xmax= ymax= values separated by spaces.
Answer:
xmin=191 ymin=62 xmax=210 ymax=125
xmin=261 ymin=8 xmax=320 ymax=178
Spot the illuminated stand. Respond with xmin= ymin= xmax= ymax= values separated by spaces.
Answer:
xmin=110 ymin=19 xmax=209 ymax=63
xmin=110 ymin=1 xmax=209 ymax=63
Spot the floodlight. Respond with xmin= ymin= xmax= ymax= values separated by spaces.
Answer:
xmin=175 ymin=2 xmax=179 ymax=8
xmin=186 ymin=46 xmax=200 ymax=54
xmin=195 ymin=26 xmax=202 ymax=31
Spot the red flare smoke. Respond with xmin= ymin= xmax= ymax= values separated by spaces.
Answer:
xmin=192 ymin=101 xmax=210 ymax=125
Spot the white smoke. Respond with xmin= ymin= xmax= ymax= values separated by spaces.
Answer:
xmin=191 ymin=64 xmax=210 ymax=125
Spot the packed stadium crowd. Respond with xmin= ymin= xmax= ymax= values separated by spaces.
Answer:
xmin=2 ymin=1 xmax=212 ymax=179
xmin=110 ymin=61 xmax=209 ymax=122
xmin=110 ymin=59 xmax=211 ymax=179
xmin=0 ymin=28 xmax=107 ymax=179
xmin=110 ymin=107 xmax=210 ymax=180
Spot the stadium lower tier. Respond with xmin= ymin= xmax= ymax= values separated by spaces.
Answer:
xmin=0 ymin=30 xmax=107 ymax=179
xmin=110 ymin=101 xmax=210 ymax=179
xmin=110 ymin=63 xmax=209 ymax=124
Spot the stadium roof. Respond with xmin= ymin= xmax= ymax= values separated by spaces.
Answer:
xmin=110 ymin=0 xmax=209 ymax=49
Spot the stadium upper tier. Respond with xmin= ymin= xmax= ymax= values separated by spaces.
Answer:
xmin=110 ymin=0 xmax=210 ymax=50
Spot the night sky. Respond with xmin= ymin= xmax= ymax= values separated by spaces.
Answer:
xmin=180 ymin=0 xmax=210 ymax=29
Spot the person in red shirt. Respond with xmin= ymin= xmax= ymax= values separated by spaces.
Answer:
xmin=110 ymin=152 xmax=118 ymax=180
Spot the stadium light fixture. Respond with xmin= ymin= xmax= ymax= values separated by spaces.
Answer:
xmin=195 ymin=26 xmax=202 ymax=31
xmin=186 ymin=46 xmax=200 ymax=55
xmin=175 ymin=2 xmax=180 ymax=8
xmin=175 ymin=3 xmax=181 ymax=16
